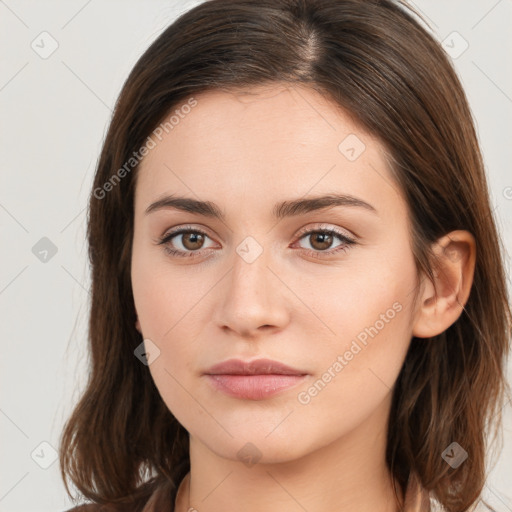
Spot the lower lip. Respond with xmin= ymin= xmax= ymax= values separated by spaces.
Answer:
xmin=205 ymin=374 xmax=307 ymax=400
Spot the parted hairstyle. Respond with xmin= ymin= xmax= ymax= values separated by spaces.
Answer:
xmin=59 ymin=1 xmax=512 ymax=511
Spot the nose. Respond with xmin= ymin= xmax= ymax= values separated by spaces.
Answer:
xmin=212 ymin=240 xmax=290 ymax=338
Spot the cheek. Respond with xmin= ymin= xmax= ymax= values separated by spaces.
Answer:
xmin=293 ymin=260 xmax=415 ymax=431
xmin=131 ymin=244 xmax=208 ymax=339
xmin=294 ymin=321 xmax=409 ymax=450
xmin=303 ymin=254 xmax=413 ymax=348
xmin=132 ymin=267 xmax=195 ymax=370
xmin=131 ymin=263 xmax=199 ymax=425
xmin=131 ymin=250 xmax=210 ymax=408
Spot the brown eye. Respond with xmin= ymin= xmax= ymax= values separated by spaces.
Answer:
xmin=308 ymin=232 xmax=334 ymax=251
xmin=181 ymin=232 xmax=205 ymax=250
xmin=294 ymin=227 xmax=356 ymax=258
xmin=159 ymin=227 xmax=217 ymax=259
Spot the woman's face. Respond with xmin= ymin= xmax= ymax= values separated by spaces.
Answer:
xmin=131 ymin=83 xmax=422 ymax=463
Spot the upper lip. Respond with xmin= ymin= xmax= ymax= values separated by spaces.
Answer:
xmin=205 ymin=358 xmax=307 ymax=376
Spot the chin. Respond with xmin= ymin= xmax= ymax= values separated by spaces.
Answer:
xmin=191 ymin=421 xmax=320 ymax=466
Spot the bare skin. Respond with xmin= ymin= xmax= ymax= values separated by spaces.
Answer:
xmin=130 ymin=83 xmax=476 ymax=512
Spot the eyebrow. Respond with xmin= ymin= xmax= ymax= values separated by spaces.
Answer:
xmin=145 ymin=193 xmax=377 ymax=220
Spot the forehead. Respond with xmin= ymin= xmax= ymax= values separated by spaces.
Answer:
xmin=164 ymin=83 xmax=368 ymax=149
xmin=135 ymin=83 xmax=402 ymax=218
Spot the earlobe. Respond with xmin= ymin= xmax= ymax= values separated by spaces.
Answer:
xmin=135 ymin=317 xmax=142 ymax=333
xmin=412 ymin=230 xmax=476 ymax=339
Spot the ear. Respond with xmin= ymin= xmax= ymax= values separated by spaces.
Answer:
xmin=135 ymin=316 xmax=142 ymax=334
xmin=412 ymin=230 xmax=476 ymax=338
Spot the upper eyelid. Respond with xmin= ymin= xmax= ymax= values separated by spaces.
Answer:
xmin=160 ymin=224 xmax=356 ymax=246
xmin=295 ymin=223 xmax=355 ymax=239
xmin=161 ymin=223 xmax=354 ymax=237
xmin=160 ymin=224 xmax=215 ymax=242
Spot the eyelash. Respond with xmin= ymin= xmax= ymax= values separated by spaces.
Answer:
xmin=158 ymin=224 xmax=356 ymax=260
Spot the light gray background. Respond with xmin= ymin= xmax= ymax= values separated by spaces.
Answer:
xmin=1 ymin=1 xmax=511 ymax=511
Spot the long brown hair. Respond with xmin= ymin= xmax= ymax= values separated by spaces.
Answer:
xmin=59 ymin=1 xmax=511 ymax=510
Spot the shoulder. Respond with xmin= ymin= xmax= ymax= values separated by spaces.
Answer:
xmin=64 ymin=506 xmax=103 ymax=512
xmin=62 ymin=480 xmax=174 ymax=512
xmin=63 ymin=505 xmax=122 ymax=512
xmin=61 ymin=475 xmax=182 ymax=512
xmin=63 ymin=501 xmax=141 ymax=512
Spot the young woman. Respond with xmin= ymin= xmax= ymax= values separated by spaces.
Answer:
xmin=59 ymin=1 xmax=511 ymax=511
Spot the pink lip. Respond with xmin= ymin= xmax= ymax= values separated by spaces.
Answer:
xmin=204 ymin=358 xmax=308 ymax=400
xmin=205 ymin=358 xmax=307 ymax=376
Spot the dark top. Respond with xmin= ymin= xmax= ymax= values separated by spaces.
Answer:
xmin=63 ymin=477 xmax=177 ymax=512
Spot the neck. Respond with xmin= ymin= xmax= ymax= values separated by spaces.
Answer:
xmin=175 ymin=395 xmax=402 ymax=512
